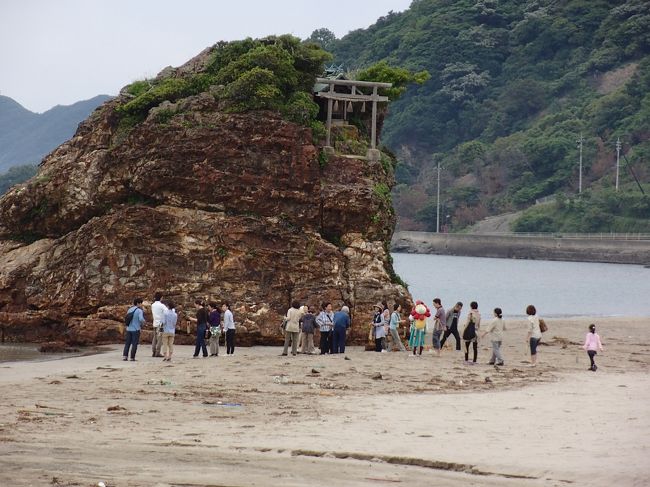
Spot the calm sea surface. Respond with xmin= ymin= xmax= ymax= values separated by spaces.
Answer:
xmin=392 ymin=253 xmax=650 ymax=318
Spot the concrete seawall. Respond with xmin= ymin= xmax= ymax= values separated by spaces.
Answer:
xmin=391 ymin=231 xmax=650 ymax=265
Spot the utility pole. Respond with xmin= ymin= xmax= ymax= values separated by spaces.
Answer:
xmin=615 ymin=137 xmax=621 ymax=192
xmin=577 ymin=133 xmax=584 ymax=193
xmin=436 ymin=159 xmax=441 ymax=233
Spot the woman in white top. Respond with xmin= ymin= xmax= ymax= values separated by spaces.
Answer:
xmin=221 ymin=302 xmax=235 ymax=356
xmin=481 ymin=307 xmax=506 ymax=366
xmin=525 ymin=304 xmax=542 ymax=367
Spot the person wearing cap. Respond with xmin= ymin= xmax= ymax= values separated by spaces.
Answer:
xmin=372 ymin=303 xmax=386 ymax=352
xmin=332 ymin=305 xmax=351 ymax=354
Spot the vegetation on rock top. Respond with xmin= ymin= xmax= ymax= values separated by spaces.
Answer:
xmin=116 ymin=35 xmax=332 ymax=132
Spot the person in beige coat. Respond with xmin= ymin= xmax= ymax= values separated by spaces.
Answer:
xmin=282 ymin=301 xmax=305 ymax=356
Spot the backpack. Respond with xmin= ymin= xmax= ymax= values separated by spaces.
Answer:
xmin=539 ymin=318 xmax=548 ymax=333
xmin=124 ymin=308 xmax=136 ymax=327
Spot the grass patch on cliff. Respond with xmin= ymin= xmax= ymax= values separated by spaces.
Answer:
xmin=115 ymin=35 xmax=332 ymax=130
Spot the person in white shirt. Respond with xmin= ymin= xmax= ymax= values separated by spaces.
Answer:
xmin=481 ymin=307 xmax=506 ymax=366
xmin=222 ymin=302 xmax=236 ymax=356
xmin=526 ymin=304 xmax=543 ymax=367
xmin=151 ymin=292 xmax=168 ymax=357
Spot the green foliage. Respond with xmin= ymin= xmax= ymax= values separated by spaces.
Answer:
xmin=125 ymin=80 xmax=153 ymax=97
xmin=224 ymin=67 xmax=282 ymax=111
xmin=117 ymin=77 xmax=193 ymax=119
xmin=328 ymin=1 xmax=650 ymax=231
xmin=305 ymin=28 xmax=338 ymax=52
xmin=512 ymin=189 xmax=650 ymax=233
xmin=318 ymin=149 xmax=330 ymax=168
xmin=281 ymin=92 xmax=320 ymax=125
xmin=373 ymin=182 xmax=392 ymax=204
xmin=0 ymin=164 xmax=37 ymax=195
xmin=356 ymin=61 xmax=430 ymax=101
xmin=115 ymin=35 xmax=332 ymax=126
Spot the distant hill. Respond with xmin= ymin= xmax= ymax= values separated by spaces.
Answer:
xmin=0 ymin=95 xmax=111 ymax=173
xmin=322 ymin=0 xmax=650 ymax=233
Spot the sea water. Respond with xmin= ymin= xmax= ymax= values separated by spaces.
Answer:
xmin=392 ymin=253 xmax=650 ymax=318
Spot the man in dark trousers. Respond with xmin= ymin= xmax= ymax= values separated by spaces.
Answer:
xmin=440 ymin=302 xmax=463 ymax=352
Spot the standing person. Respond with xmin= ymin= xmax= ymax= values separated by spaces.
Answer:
xmin=381 ymin=302 xmax=390 ymax=351
xmin=408 ymin=301 xmax=430 ymax=356
xmin=431 ymin=298 xmax=446 ymax=356
xmin=316 ymin=302 xmax=334 ymax=355
xmin=388 ymin=303 xmax=407 ymax=351
xmin=190 ymin=300 xmax=209 ymax=358
xmin=161 ymin=301 xmax=178 ymax=362
xmin=208 ymin=302 xmax=221 ymax=357
xmin=282 ymin=301 xmax=304 ymax=356
xmin=222 ymin=302 xmax=236 ymax=356
xmin=525 ymin=304 xmax=542 ymax=367
xmin=372 ymin=303 xmax=386 ymax=352
xmin=583 ymin=323 xmax=604 ymax=371
xmin=332 ymin=305 xmax=351 ymax=354
xmin=300 ymin=306 xmax=317 ymax=354
xmin=151 ymin=292 xmax=167 ymax=357
xmin=481 ymin=308 xmax=506 ymax=366
xmin=123 ymin=298 xmax=145 ymax=361
xmin=462 ymin=301 xmax=481 ymax=364
xmin=440 ymin=302 xmax=463 ymax=351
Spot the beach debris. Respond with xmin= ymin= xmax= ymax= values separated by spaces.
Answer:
xmin=64 ymin=374 xmax=80 ymax=379
xmin=98 ymin=482 xmax=106 ymax=487
xmin=146 ymin=378 xmax=172 ymax=385
xmin=484 ymin=377 xmax=492 ymax=383
xmin=107 ymin=405 xmax=126 ymax=412
xmin=311 ymin=368 xmax=321 ymax=374
xmin=371 ymin=372 xmax=383 ymax=380
xmin=309 ymin=383 xmax=319 ymax=389
xmin=48 ymin=380 xmax=61 ymax=385
xmin=344 ymin=356 xmax=351 ymax=360
xmin=273 ymin=375 xmax=290 ymax=384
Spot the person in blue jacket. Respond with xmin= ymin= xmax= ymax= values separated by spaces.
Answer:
xmin=123 ymin=298 xmax=145 ymax=361
xmin=332 ymin=305 xmax=351 ymax=354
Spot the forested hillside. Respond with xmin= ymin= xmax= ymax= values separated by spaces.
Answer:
xmin=316 ymin=0 xmax=650 ymax=232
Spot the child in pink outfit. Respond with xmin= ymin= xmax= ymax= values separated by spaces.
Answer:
xmin=582 ymin=324 xmax=604 ymax=371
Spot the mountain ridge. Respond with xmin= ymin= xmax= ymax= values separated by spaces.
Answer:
xmin=0 ymin=94 xmax=111 ymax=173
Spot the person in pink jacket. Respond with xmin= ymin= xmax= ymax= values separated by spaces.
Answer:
xmin=583 ymin=324 xmax=604 ymax=371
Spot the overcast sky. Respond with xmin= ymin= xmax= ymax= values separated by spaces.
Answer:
xmin=0 ymin=0 xmax=412 ymax=113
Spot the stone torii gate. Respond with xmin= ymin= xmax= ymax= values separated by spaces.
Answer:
xmin=315 ymin=77 xmax=392 ymax=161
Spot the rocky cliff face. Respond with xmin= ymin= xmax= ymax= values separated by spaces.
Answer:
xmin=0 ymin=48 xmax=410 ymax=347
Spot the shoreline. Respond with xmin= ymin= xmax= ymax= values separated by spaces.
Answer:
xmin=392 ymin=231 xmax=650 ymax=265
xmin=0 ymin=316 xmax=647 ymax=486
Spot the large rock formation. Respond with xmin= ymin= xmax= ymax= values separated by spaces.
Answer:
xmin=0 ymin=43 xmax=410 ymax=347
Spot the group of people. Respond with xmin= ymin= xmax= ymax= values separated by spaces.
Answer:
xmin=122 ymin=293 xmax=235 ymax=362
xmin=281 ymin=302 xmax=351 ymax=356
xmin=123 ymin=294 xmax=604 ymax=371
xmin=370 ymin=299 xmax=603 ymax=370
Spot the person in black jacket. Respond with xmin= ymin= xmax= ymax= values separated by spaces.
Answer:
xmin=440 ymin=302 xmax=463 ymax=351
xmin=190 ymin=300 xmax=209 ymax=358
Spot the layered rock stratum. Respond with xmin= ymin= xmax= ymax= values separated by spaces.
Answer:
xmin=0 ymin=41 xmax=410 ymax=346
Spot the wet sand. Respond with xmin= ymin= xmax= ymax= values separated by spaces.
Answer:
xmin=0 ymin=316 xmax=648 ymax=486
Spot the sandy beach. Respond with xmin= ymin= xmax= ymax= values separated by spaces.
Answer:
xmin=1 ymin=316 xmax=648 ymax=487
